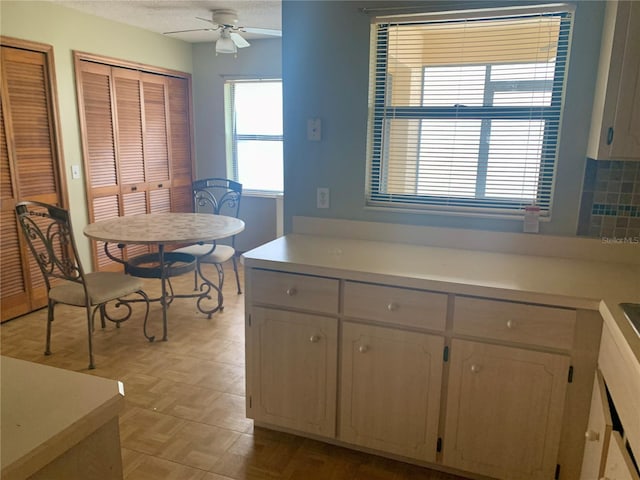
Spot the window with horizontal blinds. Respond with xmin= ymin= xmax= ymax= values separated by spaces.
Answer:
xmin=367 ymin=6 xmax=574 ymax=216
xmin=226 ymin=79 xmax=283 ymax=193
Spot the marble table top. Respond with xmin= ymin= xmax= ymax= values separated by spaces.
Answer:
xmin=83 ymin=213 xmax=245 ymax=245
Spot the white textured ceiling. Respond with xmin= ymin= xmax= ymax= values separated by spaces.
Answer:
xmin=51 ymin=0 xmax=281 ymax=43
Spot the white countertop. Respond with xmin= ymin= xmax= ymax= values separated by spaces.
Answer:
xmin=243 ymin=234 xmax=640 ymax=364
xmin=0 ymin=357 xmax=125 ymax=480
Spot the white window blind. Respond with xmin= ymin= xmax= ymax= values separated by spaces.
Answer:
xmin=367 ymin=5 xmax=574 ymax=216
xmin=227 ymin=79 xmax=283 ymax=193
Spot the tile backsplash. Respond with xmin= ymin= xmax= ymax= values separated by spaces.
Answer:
xmin=577 ymin=159 xmax=640 ymax=240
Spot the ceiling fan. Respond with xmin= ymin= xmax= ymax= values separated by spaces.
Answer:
xmin=163 ymin=9 xmax=282 ymax=55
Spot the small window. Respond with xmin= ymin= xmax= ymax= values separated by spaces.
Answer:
xmin=226 ymin=79 xmax=283 ymax=193
xmin=366 ymin=6 xmax=574 ymax=216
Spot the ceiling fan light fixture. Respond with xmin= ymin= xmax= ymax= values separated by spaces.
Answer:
xmin=216 ymin=30 xmax=237 ymax=54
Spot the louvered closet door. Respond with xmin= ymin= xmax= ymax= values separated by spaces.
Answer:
xmin=167 ymin=77 xmax=193 ymax=213
xmin=1 ymin=45 xmax=64 ymax=321
xmin=113 ymin=68 xmax=149 ymax=260
xmin=77 ymin=55 xmax=194 ymax=271
xmin=78 ymin=61 xmax=122 ymax=271
xmin=142 ymin=73 xmax=171 ymax=214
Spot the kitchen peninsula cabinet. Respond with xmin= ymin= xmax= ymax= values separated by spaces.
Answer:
xmin=340 ymin=322 xmax=443 ymax=462
xmin=247 ymin=269 xmax=339 ymax=437
xmin=243 ymin=233 xmax=638 ymax=480
xmin=250 ymin=307 xmax=338 ymax=438
xmin=587 ymin=0 xmax=640 ymax=160
xmin=443 ymin=340 xmax=570 ymax=480
xmin=339 ymin=281 xmax=446 ymax=461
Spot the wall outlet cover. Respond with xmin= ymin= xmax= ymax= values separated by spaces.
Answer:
xmin=317 ymin=187 xmax=329 ymax=208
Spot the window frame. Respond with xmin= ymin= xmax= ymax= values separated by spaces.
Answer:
xmin=367 ymin=9 xmax=574 ymax=217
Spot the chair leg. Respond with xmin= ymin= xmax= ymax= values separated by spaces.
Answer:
xmin=216 ymin=263 xmax=225 ymax=290
xmin=87 ymin=307 xmax=96 ymax=370
xmin=45 ymin=299 xmax=54 ymax=355
xmin=193 ymin=268 xmax=198 ymax=291
xmin=232 ymin=255 xmax=242 ymax=294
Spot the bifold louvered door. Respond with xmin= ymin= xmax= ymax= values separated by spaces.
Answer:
xmin=1 ymin=41 xmax=66 ymax=322
xmin=76 ymin=55 xmax=194 ymax=271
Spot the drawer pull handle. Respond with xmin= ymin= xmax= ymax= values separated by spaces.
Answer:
xmin=470 ymin=364 xmax=481 ymax=373
xmin=358 ymin=345 xmax=369 ymax=353
xmin=386 ymin=302 xmax=398 ymax=312
xmin=286 ymin=287 xmax=297 ymax=296
xmin=309 ymin=335 xmax=320 ymax=343
xmin=585 ymin=430 xmax=600 ymax=442
xmin=506 ymin=320 xmax=514 ymax=329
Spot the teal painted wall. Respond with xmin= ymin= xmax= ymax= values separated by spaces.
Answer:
xmin=282 ymin=0 xmax=606 ymax=236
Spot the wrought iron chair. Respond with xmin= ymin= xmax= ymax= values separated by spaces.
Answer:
xmin=173 ymin=178 xmax=243 ymax=295
xmin=15 ymin=201 xmax=150 ymax=369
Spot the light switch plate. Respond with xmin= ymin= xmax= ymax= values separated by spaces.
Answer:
xmin=307 ymin=118 xmax=322 ymax=141
xmin=71 ymin=165 xmax=81 ymax=179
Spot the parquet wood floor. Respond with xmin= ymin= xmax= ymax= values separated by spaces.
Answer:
xmin=1 ymin=261 xmax=470 ymax=480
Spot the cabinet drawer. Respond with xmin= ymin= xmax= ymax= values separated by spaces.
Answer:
xmin=453 ymin=297 xmax=576 ymax=349
xmin=343 ymin=281 xmax=447 ymax=331
xmin=251 ymin=269 xmax=339 ymax=315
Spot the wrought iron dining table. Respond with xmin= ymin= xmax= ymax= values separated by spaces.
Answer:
xmin=83 ymin=213 xmax=245 ymax=341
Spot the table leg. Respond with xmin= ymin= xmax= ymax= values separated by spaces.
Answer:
xmin=159 ymin=244 xmax=169 ymax=341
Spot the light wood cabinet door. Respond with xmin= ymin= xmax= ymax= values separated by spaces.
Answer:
xmin=340 ymin=322 xmax=444 ymax=461
xmin=580 ymin=370 xmax=613 ymax=480
xmin=249 ymin=306 xmax=338 ymax=438
xmin=588 ymin=0 xmax=640 ymax=160
xmin=602 ymin=432 xmax=640 ymax=480
xmin=443 ymin=339 xmax=570 ymax=480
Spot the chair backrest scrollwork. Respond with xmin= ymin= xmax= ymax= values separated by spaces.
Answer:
xmin=15 ymin=201 xmax=85 ymax=291
xmin=192 ymin=177 xmax=242 ymax=218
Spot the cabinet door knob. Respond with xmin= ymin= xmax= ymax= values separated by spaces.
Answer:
xmin=506 ymin=319 xmax=514 ymax=329
xmin=470 ymin=364 xmax=481 ymax=373
xmin=386 ymin=302 xmax=398 ymax=312
xmin=585 ymin=430 xmax=600 ymax=441
xmin=309 ymin=334 xmax=320 ymax=343
xmin=358 ymin=345 xmax=369 ymax=353
xmin=286 ymin=287 xmax=297 ymax=296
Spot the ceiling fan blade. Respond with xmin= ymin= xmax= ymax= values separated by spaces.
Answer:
xmin=196 ymin=16 xmax=216 ymax=25
xmin=163 ymin=27 xmax=216 ymax=35
xmin=242 ymin=27 xmax=282 ymax=37
xmin=230 ymin=32 xmax=251 ymax=48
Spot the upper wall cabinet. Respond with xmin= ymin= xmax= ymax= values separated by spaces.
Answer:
xmin=587 ymin=0 xmax=640 ymax=161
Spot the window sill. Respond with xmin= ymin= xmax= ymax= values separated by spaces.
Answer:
xmin=364 ymin=204 xmax=551 ymax=222
xmin=243 ymin=190 xmax=284 ymax=199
